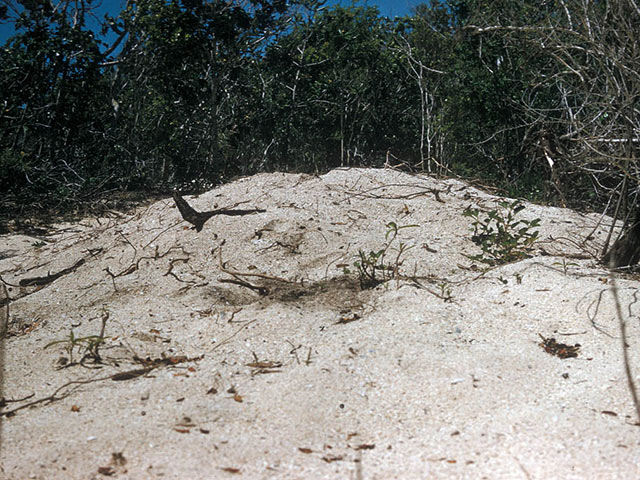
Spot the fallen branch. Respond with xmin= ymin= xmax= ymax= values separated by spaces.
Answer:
xmin=219 ymin=278 xmax=268 ymax=295
xmin=608 ymin=266 xmax=640 ymax=424
xmin=173 ymin=191 xmax=265 ymax=232
xmin=0 ymin=355 xmax=202 ymax=417
xmin=103 ymin=263 xmax=138 ymax=292
xmin=210 ymin=319 xmax=258 ymax=353
xmin=1 ymin=282 xmax=8 ymax=333
xmin=217 ymin=248 xmax=291 ymax=283
xmin=19 ymin=259 xmax=85 ymax=287
xmin=344 ymin=183 xmax=448 ymax=203
xmin=142 ymin=220 xmax=183 ymax=249
xmin=0 ymin=371 xmax=142 ymax=417
xmin=164 ymin=258 xmax=195 ymax=284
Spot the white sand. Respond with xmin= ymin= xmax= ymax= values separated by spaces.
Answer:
xmin=1 ymin=168 xmax=638 ymax=479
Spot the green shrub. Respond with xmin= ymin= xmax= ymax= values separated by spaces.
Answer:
xmin=350 ymin=221 xmax=417 ymax=289
xmin=463 ymin=200 xmax=540 ymax=265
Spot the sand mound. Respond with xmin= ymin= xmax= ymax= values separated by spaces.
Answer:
xmin=1 ymin=168 xmax=638 ymax=479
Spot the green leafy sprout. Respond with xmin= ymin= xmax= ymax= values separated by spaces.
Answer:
xmin=44 ymin=310 xmax=109 ymax=366
xmin=350 ymin=221 xmax=418 ymax=289
xmin=45 ymin=331 xmax=105 ymax=366
xmin=463 ymin=200 xmax=540 ymax=266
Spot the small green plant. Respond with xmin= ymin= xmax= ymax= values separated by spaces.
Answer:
xmin=44 ymin=310 xmax=109 ymax=366
xmin=463 ymin=200 xmax=540 ymax=266
xmin=553 ymin=258 xmax=578 ymax=275
xmin=437 ymin=281 xmax=453 ymax=302
xmin=45 ymin=331 xmax=105 ymax=366
xmin=352 ymin=221 xmax=417 ymax=289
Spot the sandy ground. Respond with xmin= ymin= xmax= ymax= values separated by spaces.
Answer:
xmin=1 ymin=167 xmax=639 ymax=479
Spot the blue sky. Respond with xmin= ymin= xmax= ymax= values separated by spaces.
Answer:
xmin=0 ymin=1 xmax=424 ymax=45
xmin=334 ymin=0 xmax=424 ymax=17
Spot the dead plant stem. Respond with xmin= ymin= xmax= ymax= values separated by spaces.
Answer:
xmin=608 ymin=271 xmax=640 ymax=423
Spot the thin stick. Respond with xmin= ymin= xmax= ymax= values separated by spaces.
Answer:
xmin=142 ymin=220 xmax=183 ymax=249
xmin=608 ymin=267 xmax=640 ymax=423
xmin=218 ymin=278 xmax=268 ymax=295
xmin=117 ymin=230 xmax=137 ymax=258
xmin=0 ymin=371 xmax=139 ymax=417
xmin=210 ymin=319 xmax=257 ymax=353
xmin=218 ymin=248 xmax=291 ymax=283
xmin=1 ymin=282 xmax=9 ymax=331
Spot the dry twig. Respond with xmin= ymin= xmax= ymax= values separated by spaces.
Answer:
xmin=608 ymin=265 xmax=640 ymax=423
xmin=173 ymin=191 xmax=265 ymax=232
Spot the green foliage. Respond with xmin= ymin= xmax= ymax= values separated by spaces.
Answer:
xmin=463 ymin=200 xmax=540 ymax=265
xmin=0 ymin=0 xmax=620 ymax=221
xmin=258 ymin=5 xmax=408 ymax=170
xmin=553 ymin=259 xmax=578 ymax=275
xmin=437 ymin=281 xmax=453 ymax=302
xmin=45 ymin=330 xmax=105 ymax=366
xmin=0 ymin=0 xmax=111 ymax=206
xmin=350 ymin=221 xmax=417 ymax=289
xmin=0 ymin=149 xmax=29 ymax=194
xmin=44 ymin=309 xmax=109 ymax=366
